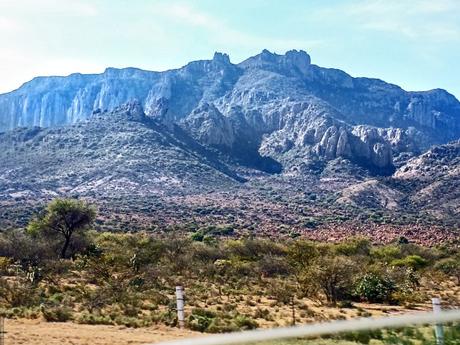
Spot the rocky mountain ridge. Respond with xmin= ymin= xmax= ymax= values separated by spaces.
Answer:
xmin=1 ymin=50 xmax=459 ymax=173
xmin=0 ymin=50 xmax=459 ymax=239
xmin=0 ymin=102 xmax=458 ymax=240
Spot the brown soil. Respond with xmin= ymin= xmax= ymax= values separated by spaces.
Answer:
xmin=4 ymin=318 xmax=198 ymax=345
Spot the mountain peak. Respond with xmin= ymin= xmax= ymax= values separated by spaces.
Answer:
xmin=285 ymin=49 xmax=311 ymax=65
xmin=239 ymin=49 xmax=311 ymax=73
xmin=212 ymin=52 xmax=231 ymax=64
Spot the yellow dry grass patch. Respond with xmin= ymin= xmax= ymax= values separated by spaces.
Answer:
xmin=5 ymin=318 xmax=198 ymax=345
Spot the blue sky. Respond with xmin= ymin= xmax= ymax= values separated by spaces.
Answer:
xmin=1 ymin=0 xmax=459 ymax=98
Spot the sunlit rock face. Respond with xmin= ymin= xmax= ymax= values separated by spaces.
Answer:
xmin=0 ymin=49 xmax=459 ymax=174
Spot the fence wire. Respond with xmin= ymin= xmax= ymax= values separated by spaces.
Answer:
xmin=149 ymin=309 xmax=460 ymax=345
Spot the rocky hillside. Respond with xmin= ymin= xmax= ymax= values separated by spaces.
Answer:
xmin=0 ymin=50 xmax=459 ymax=240
xmin=0 ymin=104 xmax=458 ymax=239
xmin=392 ymin=140 xmax=460 ymax=220
xmin=1 ymin=50 xmax=459 ymax=174
xmin=0 ymin=101 xmax=246 ymax=199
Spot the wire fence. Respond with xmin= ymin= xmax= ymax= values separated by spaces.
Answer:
xmin=149 ymin=309 xmax=460 ymax=345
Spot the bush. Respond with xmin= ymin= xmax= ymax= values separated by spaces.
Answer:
xmin=0 ymin=279 xmax=39 ymax=308
xmin=114 ymin=315 xmax=149 ymax=328
xmin=187 ymin=308 xmax=217 ymax=332
xmin=434 ymin=257 xmax=460 ymax=283
xmin=335 ymin=238 xmax=371 ymax=256
xmin=206 ymin=318 xmax=239 ymax=333
xmin=299 ymin=255 xmax=358 ymax=304
xmin=155 ymin=310 xmax=177 ymax=327
xmin=233 ymin=315 xmax=258 ymax=330
xmin=187 ymin=309 xmax=258 ymax=333
xmin=257 ymin=255 xmax=290 ymax=277
xmin=76 ymin=312 xmax=113 ymax=325
xmin=41 ymin=306 xmax=73 ymax=322
xmin=0 ymin=306 xmax=40 ymax=319
xmin=391 ymin=255 xmax=428 ymax=270
xmin=353 ymin=273 xmax=396 ymax=303
xmin=337 ymin=300 xmax=354 ymax=308
xmin=0 ymin=257 xmax=11 ymax=274
xmin=253 ymin=308 xmax=272 ymax=320
xmin=340 ymin=329 xmax=383 ymax=344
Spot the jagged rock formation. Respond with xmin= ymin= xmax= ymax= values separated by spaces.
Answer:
xmin=1 ymin=50 xmax=459 ymax=174
xmin=0 ymin=50 xmax=459 ymax=235
xmin=0 ymin=104 xmax=458 ymax=235
xmin=182 ymin=103 xmax=235 ymax=147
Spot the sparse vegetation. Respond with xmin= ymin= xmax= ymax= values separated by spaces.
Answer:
xmin=0 ymin=199 xmax=458 ymax=334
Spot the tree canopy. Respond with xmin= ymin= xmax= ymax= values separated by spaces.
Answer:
xmin=27 ymin=198 xmax=96 ymax=259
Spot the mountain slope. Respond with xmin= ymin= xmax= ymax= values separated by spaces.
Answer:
xmin=1 ymin=50 xmax=459 ymax=174
xmin=392 ymin=140 xmax=460 ymax=220
xmin=0 ymin=101 xmax=245 ymax=201
xmin=0 ymin=50 xmax=459 ymax=240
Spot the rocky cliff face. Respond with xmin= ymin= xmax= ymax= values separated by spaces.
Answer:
xmin=1 ymin=49 xmax=459 ymax=174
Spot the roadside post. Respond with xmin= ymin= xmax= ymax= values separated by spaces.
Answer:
xmin=176 ymin=286 xmax=185 ymax=329
xmin=432 ymin=298 xmax=444 ymax=345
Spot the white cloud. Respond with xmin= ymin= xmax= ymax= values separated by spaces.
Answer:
xmin=156 ymin=3 xmax=221 ymax=29
xmin=415 ymin=0 xmax=460 ymax=13
xmin=311 ymin=0 xmax=460 ymax=41
xmin=151 ymin=2 xmax=322 ymax=53
xmin=0 ymin=0 xmax=98 ymax=17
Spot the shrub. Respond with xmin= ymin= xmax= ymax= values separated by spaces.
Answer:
xmin=233 ymin=315 xmax=258 ymax=330
xmin=299 ymin=255 xmax=358 ymax=304
xmin=113 ymin=315 xmax=148 ymax=328
xmin=206 ymin=318 xmax=239 ymax=333
xmin=340 ymin=329 xmax=383 ymax=344
xmin=434 ymin=257 xmax=460 ymax=283
xmin=0 ymin=279 xmax=39 ymax=308
xmin=353 ymin=273 xmax=396 ymax=303
xmin=335 ymin=238 xmax=371 ymax=257
xmin=253 ymin=308 xmax=272 ymax=320
xmin=391 ymin=255 xmax=428 ymax=270
xmin=0 ymin=257 xmax=11 ymax=274
xmin=187 ymin=308 xmax=216 ymax=332
xmin=76 ymin=312 xmax=113 ymax=325
xmin=337 ymin=300 xmax=354 ymax=308
xmin=41 ymin=306 xmax=73 ymax=322
xmin=257 ymin=255 xmax=290 ymax=277
xmin=155 ymin=310 xmax=177 ymax=327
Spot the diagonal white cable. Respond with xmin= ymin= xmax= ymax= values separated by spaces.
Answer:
xmin=148 ymin=309 xmax=460 ymax=345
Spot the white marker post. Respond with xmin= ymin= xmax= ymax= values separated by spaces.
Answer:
xmin=432 ymin=298 xmax=444 ymax=345
xmin=176 ymin=286 xmax=185 ymax=329
xmin=0 ymin=317 xmax=4 ymax=345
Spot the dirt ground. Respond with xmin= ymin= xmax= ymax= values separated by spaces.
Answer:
xmin=4 ymin=318 xmax=199 ymax=345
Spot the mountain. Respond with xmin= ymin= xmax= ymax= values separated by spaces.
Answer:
xmin=0 ymin=101 xmax=245 ymax=198
xmin=393 ymin=140 xmax=460 ymax=219
xmin=0 ymin=50 xmax=459 ymax=241
xmin=1 ymin=50 xmax=459 ymax=174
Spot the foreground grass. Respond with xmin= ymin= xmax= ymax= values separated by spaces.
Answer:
xmin=0 ymin=230 xmax=459 ymax=334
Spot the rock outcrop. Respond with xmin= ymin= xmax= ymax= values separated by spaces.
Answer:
xmin=181 ymin=103 xmax=235 ymax=147
xmin=0 ymin=49 xmax=459 ymax=174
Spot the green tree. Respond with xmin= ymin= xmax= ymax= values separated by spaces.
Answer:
xmin=27 ymin=198 xmax=96 ymax=259
xmin=299 ymin=255 xmax=358 ymax=305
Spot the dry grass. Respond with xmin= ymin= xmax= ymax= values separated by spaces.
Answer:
xmin=5 ymin=318 xmax=198 ymax=345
